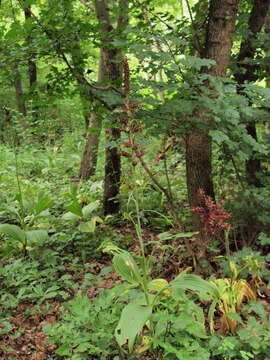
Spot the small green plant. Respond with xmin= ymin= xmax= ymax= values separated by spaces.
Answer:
xmin=62 ymin=186 xmax=103 ymax=233
xmin=0 ymin=192 xmax=53 ymax=255
xmin=44 ymin=289 xmax=122 ymax=359
xmin=102 ymin=188 xmax=219 ymax=355
xmin=209 ymin=305 xmax=270 ymax=360
xmin=0 ymin=257 xmax=70 ymax=309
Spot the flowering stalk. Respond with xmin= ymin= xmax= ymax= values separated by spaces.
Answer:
xmin=191 ymin=189 xmax=231 ymax=236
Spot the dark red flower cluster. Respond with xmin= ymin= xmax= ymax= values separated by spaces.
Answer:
xmin=191 ymin=189 xmax=231 ymax=235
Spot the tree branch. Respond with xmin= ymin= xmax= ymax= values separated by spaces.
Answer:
xmin=16 ymin=0 xmax=121 ymax=110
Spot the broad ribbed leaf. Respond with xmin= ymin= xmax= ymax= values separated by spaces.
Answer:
xmin=0 ymin=224 xmax=26 ymax=243
xmin=82 ymin=202 xmax=99 ymax=218
xmin=115 ymin=303 xmax=152 ymax=352
xmin=78 ymin=216 xmax=103 ymax=233
xmin=147 ymin=278 xmax=169 ymax=293
xmin=171 ymin=273 xmax=219 ymax=299
xmin=113 ymin=253 xmax=141 ymax=285
xmin=26 ymin=230 xmax=48 ymax=245
xmin=35 ymin=196 xmax=53 ymax=215
xmin=65 ymin=201 xmax=83 ymax=217
xmin=62 ymin=212 xmax=80 ymax=222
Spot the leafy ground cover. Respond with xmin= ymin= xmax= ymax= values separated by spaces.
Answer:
xmin=1 ymin=0 xmax=270 ymax=358
xmin=0 ymin=142 xmax=269 ymax=360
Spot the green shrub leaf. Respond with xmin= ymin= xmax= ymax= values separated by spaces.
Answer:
xmin=115 ymin=303 xmax=152 ymax=352
xmin=0 ymin=224 xmax=26 ymax=244
xmin=113 ymin=252 xmax=141 ymax=285
xmin=25 ymin=230 xmax=49 ymax=245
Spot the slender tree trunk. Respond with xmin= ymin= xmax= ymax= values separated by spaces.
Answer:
xmin=24 ymin=5 xmax=38 ymax=118
xmin=13 ymin=63 xmax=26 ymax=116
xmin=234 ymin=0 xmax=270 ymax=187
xmin=79 ymin=112 xmax=102 ymax=178
xmin=186 ymin=0 xmax=238 ymax=229
xmin=94 ymin=0 xmax=128 ymax=215
xmin=79 ymin=51 xmax=105 ymax=179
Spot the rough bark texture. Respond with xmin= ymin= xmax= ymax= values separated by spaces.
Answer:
xmin=186 ymin=0 xmax=238 ymax=228
xmin=79 ymin=52 xmax=105 ymax=179
xmin=102 ymin=46 xmax=122 ymax=215
xmin=95 ymin=0 xmax=128 ymax=215
xmin=235 ymin=0 xmax=270 ymax=187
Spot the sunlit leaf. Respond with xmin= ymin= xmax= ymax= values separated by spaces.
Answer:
xmin=65 ymin=201 xmax=83 ymax=217
xmin=62 ymin=212 xmax=81 ymax=222
xmin=35 ymin=196 xmax=53 ymax=215
xmin=78 ymin=216 xmax=103 ymax=232
xmin=82 ymin=202 xmax=100 ymax=218
xmin=147 ymin=278 xmax=170 ymax=294
xmin=113 ymin=252 xmax=141 ymax=285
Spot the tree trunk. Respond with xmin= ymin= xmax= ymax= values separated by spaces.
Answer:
xmin=186 ymin=0 xmax=238 ymax=228
xmin=79 ymin=112 xmax=102 ymax=178
xmin=24 ymin=5 xmax=38 ymax=118
xmin=94 ymin=0 xmax=128 ymax=215
xmin=234 ymin=0 xmax=270 ymax=187
xmin=79 ymin=52 xmax=105 ymax=179
xmin=13 ymin=63 xmax=26 ymax=116
xmin=102 ymin=47 xmax=122 ymax=215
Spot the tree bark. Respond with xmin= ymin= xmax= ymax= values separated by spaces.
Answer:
xmin=79 ymin=51 xmax=105 ymax=179
xmin=94 ymin=0 xmax=128 ymax=215
xmin=234 ymin=0 xmax=270 ymax=187
xmin=186 ymin=0 xmax=238 ymax=228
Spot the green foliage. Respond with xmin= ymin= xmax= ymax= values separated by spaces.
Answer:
xmin=104 ymin=244 xmax=218 ymax=354
xmin=44 ymin=291 xmax=122 ymax=360
xmin=209 ymin=311 xmax=270 ymax=360
xmin=219 ymin=247 xmax=269 ymax=284
xmin=62 ymin=197 xmax=103 ymax=233
xmin=0 ymin=257 xmax=70 ymax=309
xmin=1 ymin=0 xmax=270 ymax=359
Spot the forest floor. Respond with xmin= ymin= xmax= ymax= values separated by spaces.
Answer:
xmin=1 ymin=225 xmax=269 ymax=360
xmin=0 ymin=227 xmax=164 ymax=360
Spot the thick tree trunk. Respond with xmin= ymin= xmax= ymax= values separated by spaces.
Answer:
xmin=79 ymin=52 xmax=105 ymax=179
xmin=94 ymin=0 xmax=128 ymax=215
xmin=13 ymin=63 xmax=26 ymax=116
xmin=102 ymin=47 xmax=122 ymax=215
xmin=103 ymin=126 xmax=122 ymax=214
xmin=186 ymin=132 xmax=215 ymax=208
xmin=186 ymin=0 xmax=238 ymax=228
xmin=235 ymin=0 xmax=270 ymax=187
